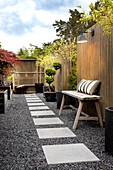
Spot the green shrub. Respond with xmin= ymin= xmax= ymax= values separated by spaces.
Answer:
xmin=44 ymin=68 xmax=56 ymax=92
xmin=45 ymin=77 xmax=54 ymax=85
xmin=68 ymin=68 xmax=77 ymax=90
xmin=45 ymin=68 xmax=56 ymax=76
xmin=53 ymin=62 xmax=61 ymax=70
xmin=8 ymin=74 xmax=13 ymax=82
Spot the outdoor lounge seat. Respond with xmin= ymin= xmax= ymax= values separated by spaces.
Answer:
xmin=59 ymin=79 xmax=103 ymax=130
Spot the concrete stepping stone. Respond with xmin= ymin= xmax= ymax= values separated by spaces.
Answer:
xmin=27 ymin=103 xmax=45 ymax=106
xmin=42 ymin=143 xmax=99 ymax=164
xmin=26 ymin=100 xmax=42 ymax=103
xmin=33 ymin=118 xmax=64 ymax=125
xmin=36 ymin=127 xmax=76 ymax=139
xmin=24 ymin=94 xmax=37 ymax=96
xmin=25 ymin=97 xmax=40 ymax=99
xmin=29 ymin=106 xmax=49 ymax=110
xmin=30 ymin=110 xmax=55 ymax=116
xmin=25 ymin=95 xmax=37 ymax=97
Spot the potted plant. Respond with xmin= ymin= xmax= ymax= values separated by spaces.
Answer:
xmin=44 ymin=68 xmax=56 ymax=102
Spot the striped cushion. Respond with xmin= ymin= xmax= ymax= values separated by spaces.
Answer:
xmin=77 ymin=79 xmax=101 ymax=95
xmin=77 ymin=79 xmax=86 ymax=92
xmin=80 ymin=80 xmax=88 ymax=92
xmin=86 ymin=80 xmax=101 ymax=95
xmin=84 ymin=80 xmax=92 ymax=93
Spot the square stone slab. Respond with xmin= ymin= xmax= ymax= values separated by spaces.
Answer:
xmin=42 ymin=143 xmax=99 ymax=164
xmin=30 ymin=110 xmax=55 ymax=116
xmin=29 ymin=106 xmax=49 ymax=110
xmin=27 ymin=103 xmax=45 ymax=106
xmin=25 ymin=97 xmax=40 ymax=99
xmin=25 ymin=95 xmax=37 ymax=98
xmin=36 ymin=127 xmax=76 ymax=139
xmin=33 ymin=118 xmax=64 ymax=125
xmin=25 ymin=94 xmax=37 ymax=96
xmin=26 ymin=100 xmax=42 ymax=103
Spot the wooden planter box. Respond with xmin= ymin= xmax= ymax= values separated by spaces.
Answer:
xmin=0 ymin=86 xmax=11 ymax=100
xmin=0 ymin=90 xmax=8 ymax=114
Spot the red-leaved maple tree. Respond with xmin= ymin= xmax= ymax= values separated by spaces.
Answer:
xmin=0 ymin=49 xmax=22 ymax=75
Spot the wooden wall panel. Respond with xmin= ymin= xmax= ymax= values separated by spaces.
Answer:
xmin=77 ymin=24 xmax=113 ymax=118
xmin=55 ymin=58 xmax=74 ymax=91
xmin=14 ymin=59 xmax=44 ymax=87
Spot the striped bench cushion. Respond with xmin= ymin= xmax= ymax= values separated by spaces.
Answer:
xmin=77 ymin=79 xmax=101 ymax=95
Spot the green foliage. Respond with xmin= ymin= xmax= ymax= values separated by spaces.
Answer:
xmin=36 ymin=39 xmax=77 ymax=68
xmin=45 ymin=68 xmax=56 ymax=76
xmin=45 ymin=77 xmax=54 ymax=85
xmin=36 ymin=42 xmax=56 ymax=67
xmin=8 ymin=74 xmax=13 ymax=82
xmin=53 ymin=9 xmax=86 ymax=41
xmin=52 ymin=8 xmax=97 ymax=42
xmin=68 ymin=67 xmax=77 ymax=90
xmin=79 ymin=0 xmax=113 ymax=36
xmin=54 ymin=39 xmax=77 ymax=63
xmin=18 ymin=44 xmax=43 ymax=58
xmin=44 ymin=68 xmax=56 ymax=92
xmin=53 ymin=62 xmax=61 ymax=70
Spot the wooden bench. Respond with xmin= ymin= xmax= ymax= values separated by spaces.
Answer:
xmin=59 ymin=90 xmax=103 ymax=130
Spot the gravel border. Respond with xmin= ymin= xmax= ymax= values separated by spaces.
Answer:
xmin=0 ymin=93 xmax=113 ymax=170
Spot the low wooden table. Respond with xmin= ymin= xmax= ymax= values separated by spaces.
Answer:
xmin=59 ymin=91 xmax=103 ymax=130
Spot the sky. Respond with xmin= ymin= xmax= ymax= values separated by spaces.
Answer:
xmin=0 ymin=0 xmax=97 ymax=53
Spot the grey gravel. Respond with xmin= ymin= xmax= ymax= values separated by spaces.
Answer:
xmin=0 ymin=93 xmax=113 ymax=170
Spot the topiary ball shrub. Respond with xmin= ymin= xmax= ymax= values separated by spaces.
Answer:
xmin=45 ymin=68 xmax=56 ymax=76
xmin=53 ymin=62 xmax=61 ymax=70
xmin=45 ymin=77 xmax=54 ymax=85
xmin=44 ymin=68 xmax=56 ymax=92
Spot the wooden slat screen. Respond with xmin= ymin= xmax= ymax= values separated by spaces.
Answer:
xmin=77 ymin=24 xmax=113 ymax=118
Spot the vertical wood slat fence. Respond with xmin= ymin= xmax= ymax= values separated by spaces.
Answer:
xmin=55 ymin=58 xmax=74 ymax=91
xmin=77 ymin=24 xmax=113 ymax=118
xmin=13 ymin=58 xmax=44 ymax=92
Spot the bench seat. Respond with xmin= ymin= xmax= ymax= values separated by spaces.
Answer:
xmin=62 ymin=91 xmax=101 ymax=100
xmin=59 ymin=90 xmax=103 ymax=130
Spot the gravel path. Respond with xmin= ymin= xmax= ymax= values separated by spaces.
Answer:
xmin=0 ymin=93 xmax=113 ymax=170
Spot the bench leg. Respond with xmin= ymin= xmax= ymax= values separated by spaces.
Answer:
xmin=73 ymin=101 xmax=83 ymax=130
xmin=59 ymin=95 xmax=65 ymax=116
xmin=95 ymin=102 xmax=103 ymax=128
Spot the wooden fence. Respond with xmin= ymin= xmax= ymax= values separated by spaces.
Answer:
xmin=55 ymin=58 xmax=74 ymax=91
xmin=77 ymin=24 xmax=113 ymax=118
xmin=14 ymin=58 xmax=44 ymax=92
xmin=14 ymin=57 xmax=75 ymax=93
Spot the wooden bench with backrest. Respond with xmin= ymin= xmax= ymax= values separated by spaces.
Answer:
xmin=59 ymin=79 xmax=103 ymax=130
